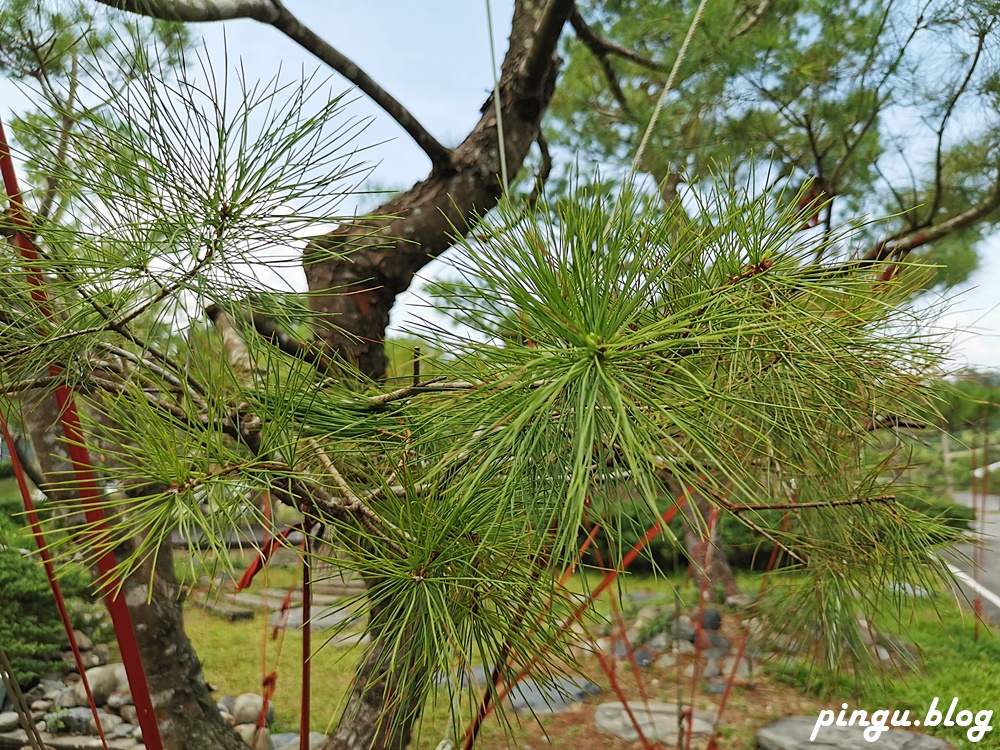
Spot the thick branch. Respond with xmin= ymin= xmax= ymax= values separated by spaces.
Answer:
xmin=269 ymin=5 xmax=452 ymax=169
xmin=521 ymin=0 xmax=576 ymax=93
xmin=93 ymin=0 xmax=453 ymax=169
xmin=91 ymin=0 xmax=280 ymax=23
xmin=862 ymin=173 xmax=1000 ymax=262
xmin=569 ymin=8 xmax=668 ymax=73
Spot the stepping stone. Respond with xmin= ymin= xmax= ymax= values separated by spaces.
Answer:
xmin=191 ymin=594 xmax=254 ymax=621
xmin=269 ymin=605 xmax=360 ymax=630
xmin=506 ymin=677 xmax=600 ymax=714
xmin=756 ymin=716 xmax=956 ymax=749
xmin=594 ymin=701 xmax=716 ymax=743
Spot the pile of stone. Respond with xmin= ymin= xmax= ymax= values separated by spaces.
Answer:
xmin=593 ymin=598 xmax=761 ymax=696
xmin=0 ymin=662 xmax=325 ymax=750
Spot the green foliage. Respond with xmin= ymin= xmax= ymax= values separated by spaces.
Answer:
xmin=0 ymin=37 xmax=973 ymax=742
xmin=550 ymin=0 xmax=1000 ymax=285
xmin=0 ymin=545 xmax=67 ymax=684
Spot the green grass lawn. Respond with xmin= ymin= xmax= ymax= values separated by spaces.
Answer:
xmin=184 ymin=564 xmax=1000 ymax=748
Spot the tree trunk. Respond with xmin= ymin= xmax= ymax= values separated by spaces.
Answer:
xmin=18 ymin=392 xmax=245 ymax=750
xmin=322 ymin=597 xmax=428 ymax=750
xmin=305 ymin=0 xmax=571 ymax=380
xmin=678 ymin=488 xmax=741 ymax=599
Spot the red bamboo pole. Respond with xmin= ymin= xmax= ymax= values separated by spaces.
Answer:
xmin=0 ymin=416 xmax=110 ymax=750
xmin=0 ymin=118 xmax=164 ymax=750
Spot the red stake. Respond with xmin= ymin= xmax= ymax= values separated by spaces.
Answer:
xmin=1 ymin=118 xmax=164 ymax=750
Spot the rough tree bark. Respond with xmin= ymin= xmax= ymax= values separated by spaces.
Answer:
xmin=18 ymin=391 xmax=246 ymax=750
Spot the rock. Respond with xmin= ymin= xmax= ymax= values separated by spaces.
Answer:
xmin=700 ymin=608 xmax=722 ymax=630
xmin=506 ymin=677 xmax=600 ymax=714
xmin=73 ymin=664 xmax=127 ymax=706
xmin=703 ymin=679 xmax=728 ymax=695
xmin=886 ymin=582 xmax=930 ymax=598
xmin=45 ymin=706 xmax=95 ymax=734
xmin=633 ymin=646 xmax=655 ymax=667
xmin=80 ymin=653 xmax=103 ymax=669
xmin=646 ymin=631 xmax=670 ymax=651
xmin=73 ymin=630 xmax=94 ymax=651
xmin=91 ymin=644 xmax=110 ymax=666
xmin=55 ymin=688 xmax=81 ymax=709
xmin=0 ymin=729 xmax=27 ymax=749
xmin=31 ymin=700 xmax=52 ymax=712
xmin=707 ymin=632 xmax=731 ymax=652
xmin=235 ymin=723 xmax=274 ymax=749
xmin=755 ymin=716 xmax=955 ymax=749
xmin=274 ymin=733 xmax=327 ymax=750
xmin=725 ymin=593 xmax=755 ymax=609
xmin=672 ymin=639 xmax=695 ymax=654
xmin=107 ymin=692 xmax=133 ymax=710
xmin=233 ymin=693 xmax=273 ymax=726
xmin=594 ymin=701 xmax=715 ymax=743
xmin=684 ymin=656 xmax=720 ymax=679
xmin=218 ymin=695 xmax=237 ymax=714
xmin=119 ymin=705 xmax=138 ymax=725
xmin=90 ymin=711 xmax=123 ymax=734
xmin=721 ymin=655 xmax=756 ymax=680
xmin=0 ymin=714 xmax=17 ymax=733
xmin=221 ymin=711 xmax=237 ymax=727
xmin=655 ymin=653 xmax=677 ymax=669
xmin=671 ymin=615 xmax=697 ymax=642
xmin=113 ymin=722 xmax=134 ymax=738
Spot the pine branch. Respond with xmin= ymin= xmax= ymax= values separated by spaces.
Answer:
xmin=521 ymin=0 xmax=577 ymax=93
xmin=92 ymin=0 xmax=453 ymax=169
xmin=569 ymin=8 xmax=668 ymax=73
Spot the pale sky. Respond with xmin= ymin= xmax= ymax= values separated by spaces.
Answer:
xmin=2 ymin=1 xmax=997 ymax=370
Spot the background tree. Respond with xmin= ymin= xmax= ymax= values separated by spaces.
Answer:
xmin=3 ymin=0 xmax=1000 ymax=748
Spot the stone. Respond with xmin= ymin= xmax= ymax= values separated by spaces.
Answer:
xmin=721 ymin=655 xmax=756 ymax=680
xmin=218 ymin=695 xmax=237 ymax=714
xmin=235 ymin=723 xmax=274 ymax=750
xmin=506 ymin=677 xmax=601 ymax=714
xmin=0 ymin=730 xmax=27 ymax=750
xmin=646 ymin=631 xmax=670 ymax=651
xmin=672 ymin=639 xmax=695 ymax=654
xmin=755 ymin=716 xmax=956 ymax=749
xmin=435 ymin=665 xmax=490 ymax=689
xmin=655 ymin=653 xmax=677 ymax=669
xmin=274 ymin=733 xmax=327 ymax=750
xmin=0 ymin=715 xmax=16 ymax=733
xmin=73 ymin=664 xmax=127 ymax=706
xmin=703 ymin=679 xmax=728 ymax=695
xmin=107 ymin=692 xmax=133 ymax=710
xmin=113 ymin=722 xmax=135 ymax=738
xmin=41 ymin=737 xmax=141 ymax=749
xmin=233 ymin=693 xmax=273 ymax=726
xmin=119 ymin=705 xmax=138 ymax=725
xmin=90 ymin=711 xmax=123 ymax=734
xmin=91 ymin=644 xmax=110 ymax=666
xmin=700 ymin=608 xmax=722 ymax=630
xmin=633 ymin=646 xmax=655 ymax=667
xmin=45 ymin=706 xmax=95 ymax=734
xmin=725 ymin=593 xmax=755 ymax=609
xmin=886 ymin=582 xmax=930 ymax=598
xmin=31 ymin=700 xmax=52 ymax=712
xmin=55 ymin=688 xmax=81 ymax=709
xmin=594 ymin=701 xmax=715 ymax=743
xmin=707 ymin=632 xmax=731 ymax=652
xmin=671 ymin=615 xmax=697 ymax=642
xmin=73 ymin=630 xmax=94 ymax=652
xmin=684 ymin=656 xmax=720 ymax=679
xmin=221 ymin=711 xmax=237 ymax=727
xmin=269 ymin=605 xmax=358 ymax=631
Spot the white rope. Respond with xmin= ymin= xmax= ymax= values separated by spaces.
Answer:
xmin=486 ymin=0 xmax=510 ymax=194
xmin=630 ymin=0 xmax=711 ymax=178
